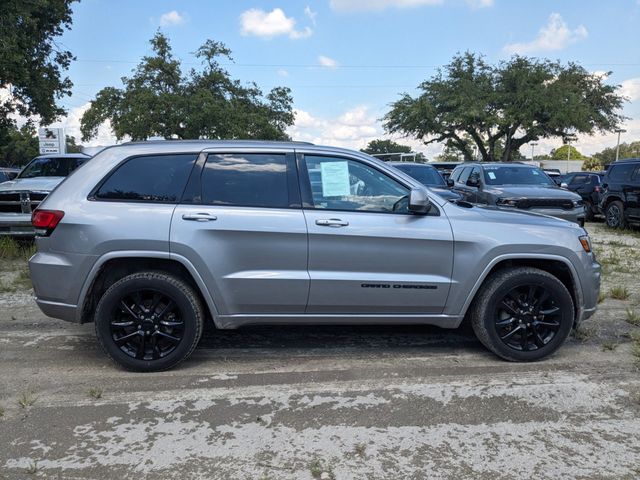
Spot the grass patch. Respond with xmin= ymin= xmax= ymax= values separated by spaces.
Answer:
xmin=88 ymin=387 xmax=103 ymax=399
xmin=0 ymin=237 xmax=35 ymax=261
xmin=17 ymin=391 xmax=36 ymax=408
xmin=353 ymin=443 xmax=367 ymax=457
xmin=626 ymin=308 xmax=640 ymax=326
xmin=25 ymin=460 xmax=38 ymax=475
xmin=308 ymin=459 xmax=334 ymax=480
xmin=602 ymin=341 xmax=619 ymax=351
xmin=631 ymin=332 xmax=640 ymax=364
xmin=0 ymin=405 xmax=4 ymax=417
xmin=598 ymin=291 xmax=607 ymax=304
xmin=572 ymin=325 xmax=597 ymax=342
xmin=609 ymin=286 xmax=630 ymax=300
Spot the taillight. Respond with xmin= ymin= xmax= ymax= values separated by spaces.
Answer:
xmin=32 ymin=209 xmax=65 ymax=236
xmin=594 ymin=186 xmax=600 ymax=193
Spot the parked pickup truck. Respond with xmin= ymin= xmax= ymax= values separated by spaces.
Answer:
xmin=0 ymin=153 xmax=90 ymax=236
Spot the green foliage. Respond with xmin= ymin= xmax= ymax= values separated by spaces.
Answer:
xmin=65 ymin=135 xmax=83 ymax=153
xmin=0 ymin=124 xmax=39 ymax=168
xmin=384 ymin=52 xmax=625 ymax=162
xmin=81 ymin=32 xmax=295 ymax=142
xmin=593 ymin=140 xmax=640 ymax=166
xmin=362 ymin=139 xmax=412 ymax=155
xmin=361 ymin=139 xmax=425 ymax=161
xmin=550 ymin=145 xmax=585 ymax=160
xmin=0 ymin=0 xmax=76 ymax=134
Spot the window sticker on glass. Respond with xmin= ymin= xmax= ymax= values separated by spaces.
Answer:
xmin=488 ymin=171 xmax=496 ymax=180
xmin=320 ymin=161 xmax=351 ymax=196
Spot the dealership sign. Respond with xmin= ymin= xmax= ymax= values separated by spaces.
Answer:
xmin=38 ymin=128 xmax=66 ymax=154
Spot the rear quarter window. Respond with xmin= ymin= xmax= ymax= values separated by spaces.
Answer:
xmin=93 ymin=154 xmax=198 ymax=203
xmin=607 ymin=164 xmax=636 ymax=182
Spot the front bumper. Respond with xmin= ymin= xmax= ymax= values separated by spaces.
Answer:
xmin=525 ymin=206 xmax=585 ymax=225
xmin=575 ymin=254 xmax=601 ymax=326
xmin=0 ymin=214 xmax=35 ymax=236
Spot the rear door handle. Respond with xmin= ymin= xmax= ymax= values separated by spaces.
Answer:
xmin=182 ymin=213 xmax=217 ymax=222
xmin=315 ymin=218 xmax=349 ymax=227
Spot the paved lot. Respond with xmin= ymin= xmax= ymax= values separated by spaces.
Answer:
xmin=1 ymin=222 xmax=640 ymax=479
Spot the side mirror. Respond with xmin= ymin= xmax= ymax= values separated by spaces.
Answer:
xmin=466 ymin=177 xmax=479 ymax=188
xmin=446 ymin=178 xmax=454 ymax=187
xmin=560 ymin=182 xmax=568 ymax=189
xmin=408 ymin=188 xmax=431 ymax=214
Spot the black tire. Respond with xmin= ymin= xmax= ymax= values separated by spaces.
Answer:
xmin=470 ymin=267 xmax=574 ymax=362
xmin=605 ymin=200 xmax=626 ymax=228
xmin=94 ymin=272 xmax=204 ymax=372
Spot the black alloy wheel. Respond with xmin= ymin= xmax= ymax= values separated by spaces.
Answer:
xmin=95 ymin=272 xmax=204 ymax=372
xmin=493 ymin=284 xmax=561 ymax=352
xmin=109 ymin=289 xmax=185 ymax=361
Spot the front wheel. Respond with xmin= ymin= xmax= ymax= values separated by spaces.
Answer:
xmin=470 ymin=267 xmax=574 ymax=362
xmin=605 ymin=200 xmax=626 ymax=228
xmin=94 ymin=272 xmax=204 ymax=372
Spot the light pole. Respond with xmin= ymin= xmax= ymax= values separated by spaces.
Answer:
xmin=564 ymin=134 xmax=577 ymax=173
xmin=615 ymin=128 xmax=626 ymax=161
xmin=530 ymin=142 xmax=538 ymax=162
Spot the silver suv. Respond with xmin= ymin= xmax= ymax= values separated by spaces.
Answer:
xmin=29 ymin=141 xmax=600 ymax=371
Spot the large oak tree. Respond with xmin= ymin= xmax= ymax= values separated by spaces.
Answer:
xmin=0 ymin=0 xmax=76 ymax=129
xmin=80 ymin=33 xmax=295 ymax=142
xmin=384 ymin=52 xmax=625 ymax=162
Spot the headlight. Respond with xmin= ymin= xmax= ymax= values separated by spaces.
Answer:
xmin=579 ymin=235 xmax=591 ymax=253
xmin=496 ymin=198 xmax=518 ymax=207
xmin=573 ymin=200 xmax=584 ymax=208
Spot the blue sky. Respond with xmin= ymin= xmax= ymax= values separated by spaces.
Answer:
xmin=53 ymin=0 xmax=640 ymax=157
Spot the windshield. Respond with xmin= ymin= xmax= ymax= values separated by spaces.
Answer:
xmin=19 ymin=157 xmax=87 ymax=179
xmin=483 ymin=166 xmax=555 ymax=186
xmin=394 ymin=165 xmax=446 ymax=187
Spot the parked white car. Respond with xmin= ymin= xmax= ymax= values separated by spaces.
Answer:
xmin=0 ymin=153 xmax=90 ymax=236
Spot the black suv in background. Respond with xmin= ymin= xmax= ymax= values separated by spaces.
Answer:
xmin=562 ymin=172 xmax=604 ymax=221
xmin=599 ymin=159 xmax=640 ymax=228
xmin=449 ymin=162 xmax=585 ymax=225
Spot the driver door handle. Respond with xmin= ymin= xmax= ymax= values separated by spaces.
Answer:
xmin=315 ymin=218 xmax=349 ymax=227
xmin=182 ymin=213 xmax=217 ymax=222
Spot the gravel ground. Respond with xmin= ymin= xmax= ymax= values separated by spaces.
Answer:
xmin=1 ymin=221 xmax=640 ymax=479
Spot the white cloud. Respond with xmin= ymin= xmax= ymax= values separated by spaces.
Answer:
xmin=318 ymin=55 xmax=338 ymax=69
xmin=503 ymin=13 xmax=588 ymax=55
xmin=288 ymin=106 xmax=445 ymax=157
xmin=304 ymin=5 xmax=318 ymax=25
xmin=288 ymin=106 xmax=380 ymax=149
xmin=621 ymin=77 xmax=640 ymax=102
xmin=277 ymin=69 xmax=289 ymax=77
xmin=49 ymin=102 xmax=119 ymax=148
xmin=330 ymin=0 xmax=442 ymax=11
xmin=159 ymin=10 xmax=186 ymax=27
xmin=239 ymin=8 xmax=313 ymax=39
xmin=466 ymin=0 xmax=494 ymax=8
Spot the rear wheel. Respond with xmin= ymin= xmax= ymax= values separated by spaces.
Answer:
xmin=605 ymin=200 xmax=626 ymax=228
xmin=470 ymin=267 xmax=574 ymax=362
xmin=94 ymin=272 xmax=204 ymax=372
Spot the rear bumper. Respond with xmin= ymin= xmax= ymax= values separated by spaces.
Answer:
xmin=35 ymin=298 xmax=79 ymax=323
xmin=0 ymin=214 xmax=35 ymax=236
xmin=29 ymin=249 xmax=97 ymax=323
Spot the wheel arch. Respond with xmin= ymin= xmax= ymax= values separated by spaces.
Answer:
xmin=77 ymin=251 xmax=221 ymax=326
xmin=460 ymin=254 xmax=582 ymax=327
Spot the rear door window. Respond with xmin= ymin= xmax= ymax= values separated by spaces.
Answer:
xmin=94 ymin=154 xmax=197 ymax=202
xmin=608 ymin=164 xmax=636 ymax=182
xmin=201 ymin=153 xmax=289 ymax=208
